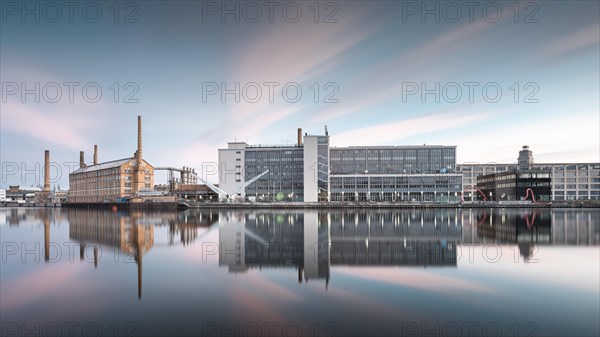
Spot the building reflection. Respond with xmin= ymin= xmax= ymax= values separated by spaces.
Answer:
xmin=65 ymin=209 xmax=218 ymax=298
xmin=219 ymin=210 xmax=462 ymax=287
xmin=166 ymin=210 xmax=219 ymax=246
xmin=3 ymin=207 xmax=597 ymax=292
xmin=67 ymin=209 xmax=154 ymax=299
xmin=218 ymin=208 xmax=599 ymax=284
xmin=461 ymin=208 xmax=599 ymax=260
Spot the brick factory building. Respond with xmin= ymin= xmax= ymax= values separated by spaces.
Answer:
xmin=68 ymin=116 xmax=154 ymax=203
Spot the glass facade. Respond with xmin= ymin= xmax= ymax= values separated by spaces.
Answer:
xmin=476 ymin=169 xmax=552 ymax=201
xmin=329 ymin=174 xmax=462 ymax=202
xmin=316 ymin=136 xmax=330 ymax=201
xmin=244 ymin=147 xmax=304 ymax=201
xmin=330 ymin=146 xmax=456 ymax=175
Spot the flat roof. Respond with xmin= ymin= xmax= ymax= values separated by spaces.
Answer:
xmin=458 ymin=162 xmax=599 ymax=166
xmin=331 ymin=145 xmax=457 ymax=149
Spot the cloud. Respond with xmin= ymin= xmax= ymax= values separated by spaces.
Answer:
xmin=336 ymin=266 xmax=497 ymax=295
xmin=199 ymin=9 xmax=376 ymax=141
xmin=534 ymin=22 xmax=600 ymax=60
xmin=1 ymin=103 xmax=92 ymax=150
xmin=311 ymin=13 xmax=505 ymax=124
xmin=331 ymin=110 xmax=493 ymax=146
xmin=0 ymin=64 xmax=119 ymax=152
xmin=453 ymin=111 xmax=599 ymax=163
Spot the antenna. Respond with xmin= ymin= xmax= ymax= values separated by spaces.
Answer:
xmin=324 ymin=125 xmax=328 ymax=136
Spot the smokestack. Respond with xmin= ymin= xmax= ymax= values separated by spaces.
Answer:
xmin=44 ymin=150 xmax=50 ymax=192
xmin=137 ymin=115 xmax=142 ymax=166
xmin=79 ymin=151 xmax=85 ymax=168
xmin=297 ymin=128 xmax=302 ymax=146
xmin=93 ymin=145 xmax=98 ymax=165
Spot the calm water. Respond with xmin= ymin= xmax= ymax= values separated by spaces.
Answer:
xmin=1 ymin=207 xmax=598 ymax=337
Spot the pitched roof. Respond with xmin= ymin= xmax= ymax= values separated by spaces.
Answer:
xmin=71 ymin=158 xmax=133 ymax=174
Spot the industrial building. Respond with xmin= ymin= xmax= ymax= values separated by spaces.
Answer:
xmin=219 ymin=129 xmax=462 ymax=202
xmin=458 ymin=146 xmax=600 ymax=201
xmin=219 ymin=128 xmax=329 ymax=202
xmin=329 ymin=145 xmax=462 ymax=202
xmin=4 ymin=185 xmax=42 ymax=203
xmin=68 ymin=116 xmax=154 ymax=203
xmin=476 ymin=169 xmax=552 ymax=201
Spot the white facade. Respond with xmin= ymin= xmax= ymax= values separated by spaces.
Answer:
xmin=218 ymin=134 xmax=328 ymax=202
xmin=303 ymin=213 xmax=320 ymax=279
xmin=458 ymin=163 xmax=600 ymax=201
xmin=218 ymin=142 xmax=247 ymax=197
xmin=218 ymin=214 xmax=247 ymax=273
xmin=303 ymin=136 xmax=319 ymax=203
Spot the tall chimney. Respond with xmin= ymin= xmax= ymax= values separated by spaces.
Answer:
xmin=79 ymin=151 xmax=85 ymax=168
xmin=137 ymin=115 xmax=142 ymax=167
xmin=297 ymin=128 xmax=303 ymax=146
xmin=93 ymin=145 xmax=98 ymax=165
xmin=44 ymin=150 xmax=50 ymax=192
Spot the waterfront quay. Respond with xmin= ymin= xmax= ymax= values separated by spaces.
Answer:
xmin=38 ymin=200 xmax=599 ymax=211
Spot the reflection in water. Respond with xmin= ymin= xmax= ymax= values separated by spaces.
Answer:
xmin=5 ymin=207 xmax=599 ymax=291
xmin=35 ymin=209 xmax=219 ymax=298
xmin=2 ymin=207 xmax=598 ymax=336
xmin=216 ymin=208 xmax=598 ymax=284
xmin=461 ymin=208 xmax=598 ymax=260
xmin=68 ymin=210 xmax=154 ymax=299
xmin=219 ymin=211 xmax=463 ymax=287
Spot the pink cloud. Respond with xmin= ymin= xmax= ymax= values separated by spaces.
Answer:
xmin=535 ymin=22 xmax=600 ymax=60
xmin=335 ymin=266 xmax=497 ymax=296
xmin=330 ymin=109 xmax=494 ymax=146
xmin=2 ymin=103 xmax=91 ymax=150
xmin=1 ymin=262 xmax=79 ymax=312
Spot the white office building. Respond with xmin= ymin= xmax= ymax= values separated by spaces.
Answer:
xmin=219 ymin=130 xmax=461 ymax=202
xmin=218 ymin=129 xmax=328 ymax=202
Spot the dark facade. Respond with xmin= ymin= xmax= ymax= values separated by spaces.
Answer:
xmin=244 ymin=147 xmax=305 ymax=201
xmin=476 ymin=169 xmax=551 ymax=201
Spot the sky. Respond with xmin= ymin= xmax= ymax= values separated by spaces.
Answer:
xmin=1 ymin=0 xmax=599 ymax=188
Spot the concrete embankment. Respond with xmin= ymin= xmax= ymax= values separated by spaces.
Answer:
xmin=5 ymin=201 xmax=598 ymax=210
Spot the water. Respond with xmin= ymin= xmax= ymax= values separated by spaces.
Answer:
xmin=1 ymin=207 xmax=598 ymax=337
